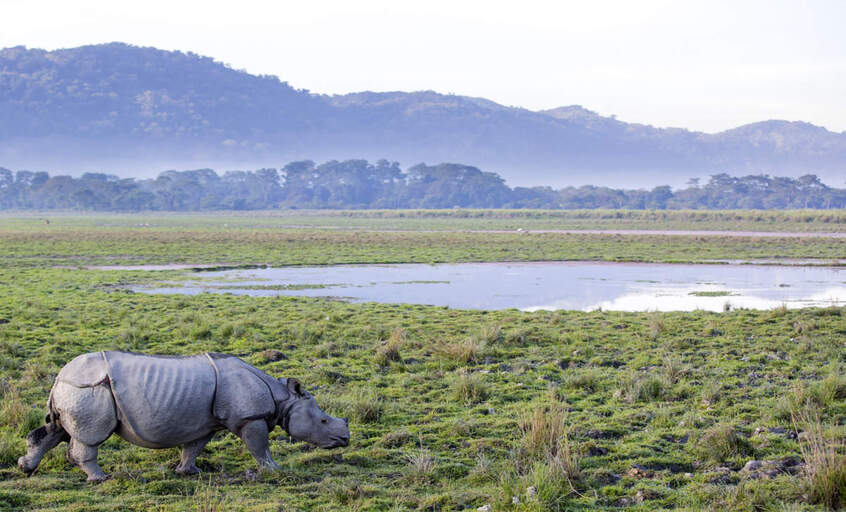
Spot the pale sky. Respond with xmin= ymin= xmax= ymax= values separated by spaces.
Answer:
xmin=3 ymin=0 xmax=844 ymax=133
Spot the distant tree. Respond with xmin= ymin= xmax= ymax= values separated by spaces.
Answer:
xmin=0 ymin=162 xmax=844 ymax=211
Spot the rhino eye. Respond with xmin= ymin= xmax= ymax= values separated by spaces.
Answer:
xmin=321 ymin=419 xmax=327 ymax=424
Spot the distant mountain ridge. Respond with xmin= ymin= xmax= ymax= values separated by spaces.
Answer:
xmin=1 ymin=43 xmax=844 ymax=187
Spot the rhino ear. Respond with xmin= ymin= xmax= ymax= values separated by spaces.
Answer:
xmin=287 ymin=378 xmax=304 ymax=397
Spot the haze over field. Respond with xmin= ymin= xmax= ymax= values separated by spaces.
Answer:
xmin=1 ymin=1 xmax=845 ymax=187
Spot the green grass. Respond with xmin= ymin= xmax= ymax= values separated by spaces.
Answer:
xmin=4 ymin=208 xmax=846 ymax=232
xmin=0 ymin=212 xmax=844 ymax=510
xmin=1 ymin=217 xmax=845 ymax=268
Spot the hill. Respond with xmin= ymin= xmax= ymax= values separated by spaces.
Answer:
xmin=1 ymin=43 xmax=845 ymax=187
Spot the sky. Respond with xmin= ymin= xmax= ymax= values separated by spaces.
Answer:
xmin=2 ymin=0 xmax=844 ymax=133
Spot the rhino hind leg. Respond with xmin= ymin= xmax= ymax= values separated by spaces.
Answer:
xmin=238 ymin=420 xmax=279 ymax=471
xmin=176 ymin=432 xmax=216 ymax=475
xmin=67 ymin=439 xmax=108 ymax=482
xmin=18 ymin=423 xmax=70 ymax=475
xmin=51 ymin=381 xmax=117 ymax=481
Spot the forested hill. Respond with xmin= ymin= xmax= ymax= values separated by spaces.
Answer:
xmin=2 ymin=43 xmax=846 ymax=187
xmin=2 ymin=160 xmax=845 ymax=210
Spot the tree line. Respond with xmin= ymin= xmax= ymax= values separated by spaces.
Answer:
xmin=1 ymin=160 xmax=844 ymax=211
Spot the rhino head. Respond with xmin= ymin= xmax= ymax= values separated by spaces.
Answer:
xmin=279 ymin=378 xmax=350 ymax=449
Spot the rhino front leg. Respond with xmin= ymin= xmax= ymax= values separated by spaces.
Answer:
xmin=68 ymin=439 xmax=108 ymax=482
xmin=176 ymin=432 xmax=215 ymax=475
xmin=239 ymin=420 xmax=279 ymax=471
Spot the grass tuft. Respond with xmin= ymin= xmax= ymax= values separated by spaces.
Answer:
xmin=438 ymin=335 xmax=487 ymax=364
xmin=405 ymin=445 xmax=436 ymax=481
xmin=691 ymin=423 xmax=753 ymax=463
xmin=451 ymin=369 xmax=488 ymax=404
xmin=375 ymin=328 xmax=405 ymax=367
xmin=794 ymin=409 xmax=846 ymax=510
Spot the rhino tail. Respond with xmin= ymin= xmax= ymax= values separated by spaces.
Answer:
xmin=43 ymin=383 xmax=64 ymax=434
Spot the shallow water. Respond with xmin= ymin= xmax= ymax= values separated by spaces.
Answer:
xmin=135 ymin=261 xmax=846 ymax=312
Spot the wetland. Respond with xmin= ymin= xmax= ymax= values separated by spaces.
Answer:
xmin=0 ymin=211 xmax=844 ymax=511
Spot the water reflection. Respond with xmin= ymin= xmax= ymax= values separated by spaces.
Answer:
xmin=136 ymin=262 xmax=846 ymax=312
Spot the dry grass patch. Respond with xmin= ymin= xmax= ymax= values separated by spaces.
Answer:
xmin=374 ymin=327 xmax=405 ymax=367
xmin=794 ymin=409 xmax=846 ymax=509
xmin=437 ymin=335 xmax=487 ymax=364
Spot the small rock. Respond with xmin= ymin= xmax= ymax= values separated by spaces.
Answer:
xmin=742 ymin=460 xmax=763 ymax=472
xmin=526 ymin=486 xmax=537 ymax=498
xmin=753 ymin=426 xmax=767 ymax=436
xmin=259 ymin=349 xmax=287 ymax=362
xmin=614 ymin=497 xmax=631 ymax=507
xmin=477 ymin=505 xmax=491 ymax=512
xmin=762 ymin=469 xmax=781 ymax=478
xmin=709 ymin=473 xmax=733 ymax=485
xmin=626 ymin=466 xmax=653 ymax=479
xmin=678 ymin=433 xmax=690 ymax=444
xmin=244 ymin=469 xmax=258 ymax=481
xmin=769 ymin=426 xmax=787 ymax=434
xmin=511 ymin=496 xmax=521 ymax=505
xmin=633 ymin=489 xmax=660 ymax=503
xmin=588 ymin=446 xmax=609 ymax=457
xmin=684 ymin=472 xmax=694 ymax=478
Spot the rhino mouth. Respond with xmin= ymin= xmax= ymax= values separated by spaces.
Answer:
xmin=322 ymin=436 xmax=350 ymax=449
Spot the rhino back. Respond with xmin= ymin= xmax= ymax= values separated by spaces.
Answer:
xmin=56 ymin=352 xmax=109 ymax=387
xmin=104 ymin=352 xmax=218 ymax=447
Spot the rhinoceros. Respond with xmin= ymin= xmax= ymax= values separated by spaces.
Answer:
xmin=18 ymin=351 xmax=350 ymax=481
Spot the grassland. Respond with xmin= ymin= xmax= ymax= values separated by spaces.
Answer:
xmin=1 ymin=213 xmax=845 ymax=268
xmin=3 ymin=208 xmax=846 ymax=232
xmin=0 ymin=211 xmax=844 ymax=511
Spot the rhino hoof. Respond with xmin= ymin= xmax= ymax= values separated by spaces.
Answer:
xmin=18 ymin=457 xmax=36 ymax=476
xmin=86 ymin=474 xmax=110 ymax=483
xmin=176 ymin=465 xmax=200 ymax=475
